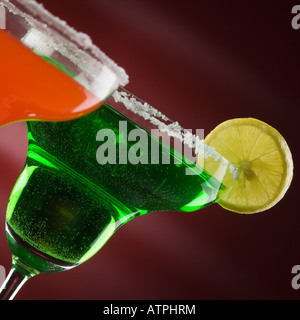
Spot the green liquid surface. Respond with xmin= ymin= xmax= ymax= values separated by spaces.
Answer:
xmin=6 ymin=104 xmax=222 ymax=273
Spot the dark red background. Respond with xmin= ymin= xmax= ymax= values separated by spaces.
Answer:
xmin=0 ymin=0 xmax=299 ymax=300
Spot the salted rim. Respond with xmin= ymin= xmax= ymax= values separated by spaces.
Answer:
xmin=113 ymin=89 xmax=239 ymax=179
xmin=1 ymin=0 xmax=129 ymax=86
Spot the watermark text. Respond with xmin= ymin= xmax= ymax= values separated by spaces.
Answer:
xmin=96 ymin=121 xmax=205 ymax=175
xmin=292 ymin=265 xmax=300 ymax=289
xmin=102 ymin=303 xmax=196 ymax=317
xmin=0 ymin=265 xmax=5 ymax=288
xmin=292 ymin=5 xmax=300 ymax=30
xmin=0 ymin=5 xmax=6 ymax=29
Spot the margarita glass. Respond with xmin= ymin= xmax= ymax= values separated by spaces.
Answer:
xmin=0 ymin=87 xmax=233 ymax=300
xmin=0 ymin=0 xmax=128 ymax=126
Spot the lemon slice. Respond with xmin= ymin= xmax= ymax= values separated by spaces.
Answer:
xmin=200 ymin=118 xmax=293 ymax=214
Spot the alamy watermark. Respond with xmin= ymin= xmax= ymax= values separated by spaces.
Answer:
xmin=291 ymin=265 xmax=300 ymax=290
xmin=0 ymin=265 xmax=5 ymax=288
xmin=292 ymin=5 xmax=300 ymax=29
xmin=96 ymin=121 xmax=205 ymax=175
xmin=0 ymin=5 xmax=6 ymax=29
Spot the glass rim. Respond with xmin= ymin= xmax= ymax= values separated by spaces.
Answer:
xmin=108 ymin=87 xmax=239 ymax=180
xmin=0 ymin=0 xmax=129 ymax=87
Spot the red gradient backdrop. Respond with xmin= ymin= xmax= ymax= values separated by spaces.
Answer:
xmin=0 ymin=0 xmax=299 ymax=300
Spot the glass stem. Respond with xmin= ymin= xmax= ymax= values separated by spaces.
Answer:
xmin=0 ymin=267 xmax=33 ymax=300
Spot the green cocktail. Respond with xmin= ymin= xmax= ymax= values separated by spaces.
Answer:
xmin=6 ymin=101 xmax=223 ymax=274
